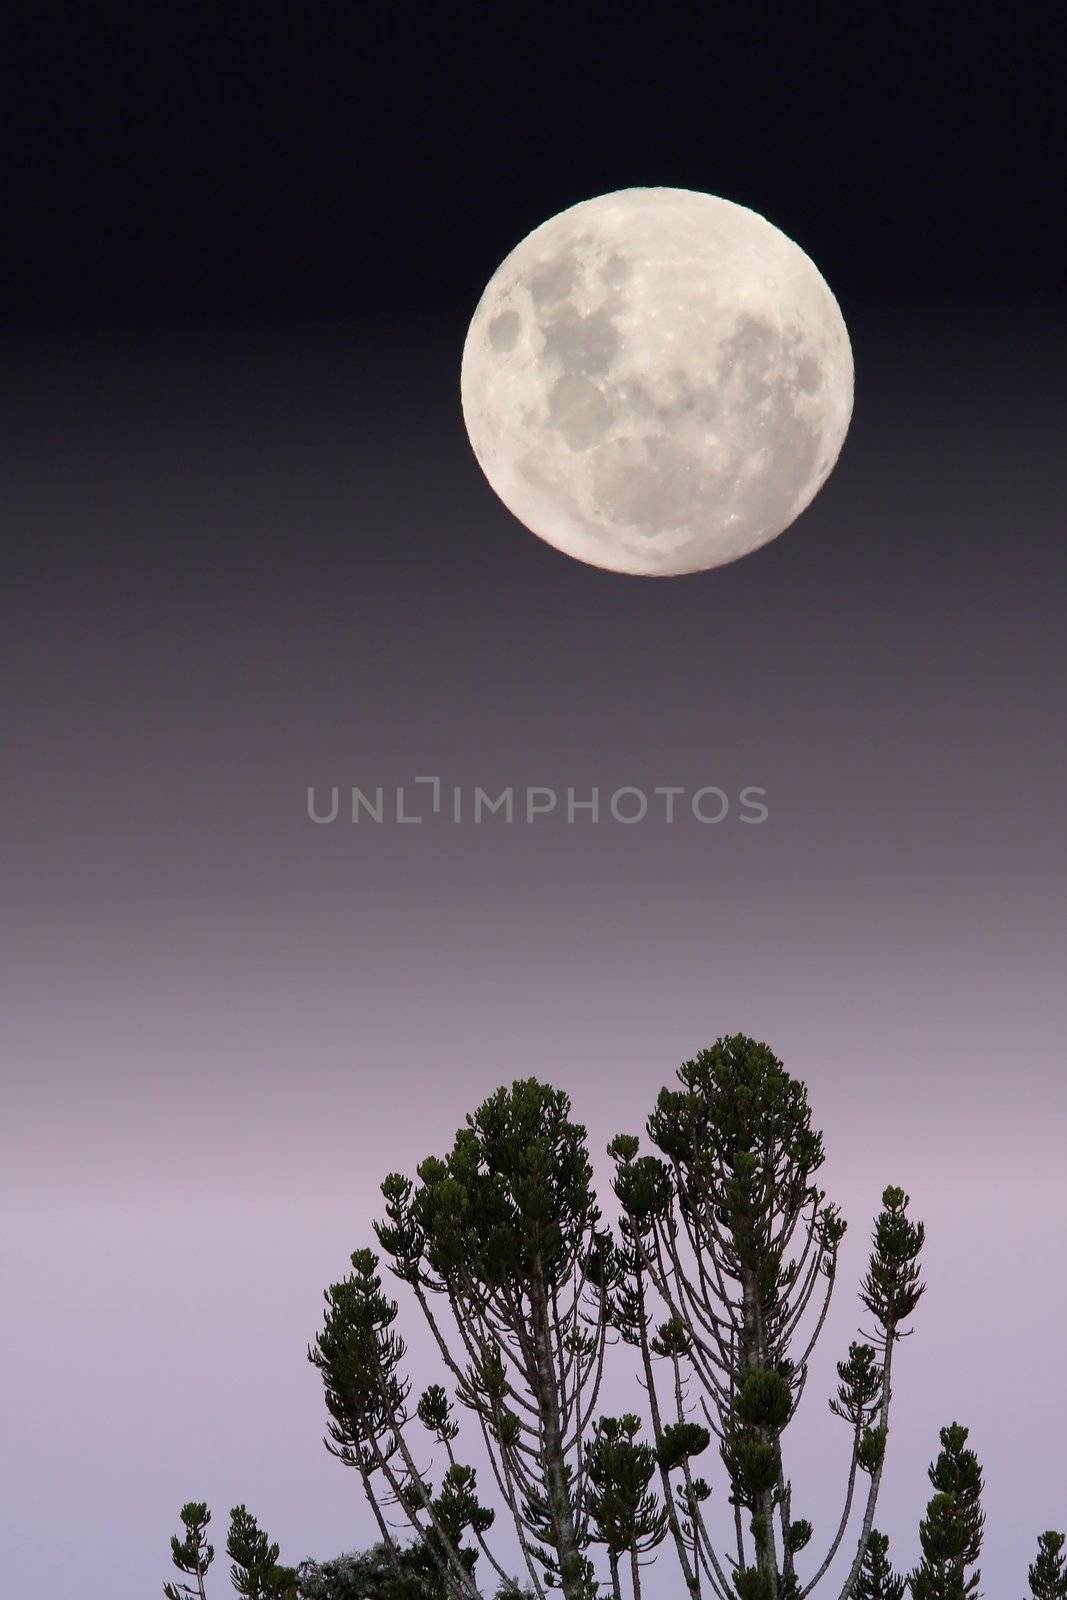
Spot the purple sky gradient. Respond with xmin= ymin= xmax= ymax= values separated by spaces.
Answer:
xmin=3 ymin=306 xmax=1065 ymax=1596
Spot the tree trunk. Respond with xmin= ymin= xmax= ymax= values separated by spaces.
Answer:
xmin=630 ymin=1544 xmax=643 ymax=1600
xmin=636 ymin=1278 xmax=700 ymax=1599
xmin=835 ymin=1340 xmax=896 ymax=1600
xmin=741 ymin=1264 xmax=778 ymax=1600
xmin=530 ymin=1264 xmax=585 ymax=1600
xmin=609 ymin=1549 xmax=622 ymax=1600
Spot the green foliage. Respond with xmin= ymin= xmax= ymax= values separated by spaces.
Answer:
xmin=308 ymin=1240 xmax=491 ymax=1593
xmin=854 ymin=1530 xmax=905 ymax=1600
xmin=309 ymin=1042 xmax=933 ymax=1600
xmin=610 ymin=1036 xmax=876 ymax=1596
xmin=295 ymin=1540 xmax=524 ymax=1600
xmin=433 ymin=1463 xmax=496 ymax=1544
xmin=164 ymin=1502 xmax=295 ymax=1600
xmin=641 ymin=1036 xmax=846 ymax=1430
xmin=861 ymin=1189 xmax=926 ymax=1338
xmin=417 ymin=1384 xmax=459 ymax=1443
xmin=407 ymin=1535 xmax=478 ymax=1600
xmin=720 ymin=1420 xmax=781 ymax=1507
xmin=166 ymin=1043 xmax=1067 ymax=1600
xmin=296 ymin=1550 xmax=373 ymax=1599
xmin=909 ymin=1424 xmax=985 ymax=1600
xmin=602 ymin=1147 xmax=663 ymax=1352
xmin=164 ymin=1501 xmax=214 ymax=1600
xmin=830 ymin=1343 xmax=882 ymax=1428
xmin=610 ymin=1150 xmax=673 ymax=1242
xmin=857 ymin=1426 xmax=888 ymax=1476
xmin=587 ymin=1414 xmax=668 ymax=1560
xmin=649 ymin=1317 xmax=692 ymax=1359
xmin=297 ymin=1543 xmax=405 ymax=1599
xmin=655 ymin=1421 xmax=711 ymax=1472
xmin=735 ymin=1565 xmax=775 ymax=1600
xmin=371 ymin=1080 xmax=610 ymax=1600
xmin=378 ymin=1079 xmax=602 ymax=1293
xmin=308 ymin=1246 xmax=409 ymax=1479
xmin=736 ymin=1368 xmax=794 ymax=1430
xmin=787 ymin=1520 xmax=813 ymax=1555
xmin=1027 ymin=1532 xmax=1067 ymax=1600
xmin=228 ymin=1506 xmax=298 ymax=1600
xmin=646 ymin=1036 xmax=828 ymax=1245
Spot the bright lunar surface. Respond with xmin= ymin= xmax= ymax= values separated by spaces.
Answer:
xmin=460 ymin=188 xmax=854 ymax=576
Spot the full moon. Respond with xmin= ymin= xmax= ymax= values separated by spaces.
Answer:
xmin=460 ymin=188 xmax=853 ymax=576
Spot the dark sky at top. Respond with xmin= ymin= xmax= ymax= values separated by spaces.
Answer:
xmin=5 ymin=2 xmax=1063 ymax=322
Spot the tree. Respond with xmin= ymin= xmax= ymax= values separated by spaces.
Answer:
xmin=309 ymin=1044 xmax=929 ymax=1600
xmin=1023 ymin=1529 xmax=1067 ymax=1600
xmin=313 ymin=1080 xmax=614 ymax=1600
xmin=1027 ymin=1533 xmax=1067 ymax=1600
xmin=908 ymin=1424 xmax=984 ymax=1600
xmin=169 ymin=1039 xmax=1067 ymax=1600
xmin=165 ymin=1502 xmax=214 ymax=1600
xmin=296 ymin=1540 xmax=471 ymax=1600
xmin=228 ymin=1506 xmax=299 ymax=1599
xmin=586 ymin=1414 xmax=668 ymax=1600
xmin=609 ymin=1035 xmax=925 ymax=1600
xmin=308 ymin=1248 xmax=502 ymax=1600
xmin=297 ymin=1545 xmax=396 ymax=1599
xmin=163 ymin=1504 xmax=295 ymax=1600
xmin=854 ymin=1531 xmax=905 ymax=1600
xmin=296 ymin=1546 xmax=536 ymax=1600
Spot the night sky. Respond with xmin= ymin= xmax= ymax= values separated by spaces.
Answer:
xmin=3 ymin=7 xmax=1064 ymax=1598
